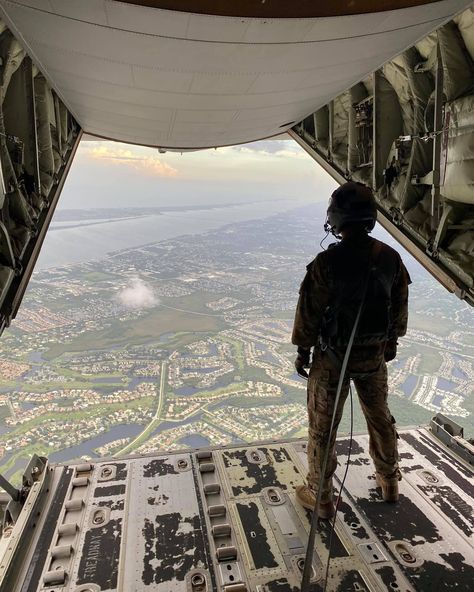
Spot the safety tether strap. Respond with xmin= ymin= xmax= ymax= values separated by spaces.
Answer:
xmin=300 ymin=244 xmax=378 ymax=591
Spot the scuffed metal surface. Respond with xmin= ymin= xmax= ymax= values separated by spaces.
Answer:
xmin=376 ymin=565 xmax=399 ymax=588
xmin=110 ymin=462 xmax=128 ymax=481
xmin=122 ymin=454 xmax=210 ymax=591
xmin=417 ymin=485 xmax=473 ymax=537
xmin=410 ymin=557 xmax=474 ymax=591
xmin=142 ymin=512 xmax=205 ymax=585
xmin=357 ymin=493 xmax=444 ymax=545
xmin=97 ymin=498 xmax=125 ymax=511
xmin=143 ymin=458 xmax=179 ymax=478
xmin=236 ymin=501 xmax=278 ymax=569
xmin=94 ymin=483 xmax=126 ymax=498
xmin=222 ymin=446 xmax=301 ymax=497
xmin=338 ymin=500 xmax=370 ymax=540
xmin=265 ymin=578 xmax=299 ymax=592
xmin=336 ymin=429 xmax=474 ymax=592
xmin=76 ymin=518 xmax=122 ymax=588
xmin=4 ymin=428 xmax=473 ymax=591
xmin=401 ymin=432 xmax=474 ymax=492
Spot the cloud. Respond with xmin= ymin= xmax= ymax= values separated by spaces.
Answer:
xmin=63 ymin=136 xmax=334 ymax=209
xmin=213 ymin=139 xmax=307 ymax=160
xmin=273 ymin=148 xmax=307 ymax=159
xmin=116 ymin=277 xmax=158 ymax=309
xmin=85 ymin=143 xmax=178 ymax=177
xmin=240 ymin=139 xmax=296 ymax=154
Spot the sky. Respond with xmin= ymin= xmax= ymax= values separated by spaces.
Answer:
xmin=50 ymin=135 xmax=432 ymax=283
xmin=61 ymin=136 xmax=337 ymax=210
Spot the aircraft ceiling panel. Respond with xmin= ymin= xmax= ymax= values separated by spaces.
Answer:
xmin=68 ymin=103 xmax=171 ymax=134
xmin=106 ymin=2 xmax=205 ymax=39
xmin=186 ymin=72 xmax=261 ymax=95
xmin=1 ymin=0 xmax=471 ymax=148
xmin=175 ymin=109 xmax=239 ymax=124
xmin=65 ymin=91 xmax=174 ymax=122
xmin=11 ymin=0 xmax=465 ymax=43
xmin=31 ymin=42 xmax=136 ymax=87
xmin=48 ymin=0 xmax=113 ymax=25
xmin=46 ymin=67 xmax=329 ymax=114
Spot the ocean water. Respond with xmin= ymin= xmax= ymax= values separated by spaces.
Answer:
xmin=36 ymin=198 xmax=311 ymax=269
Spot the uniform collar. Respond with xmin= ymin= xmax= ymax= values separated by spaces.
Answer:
xmin=340 ymin=232 xmax=372 ymax=246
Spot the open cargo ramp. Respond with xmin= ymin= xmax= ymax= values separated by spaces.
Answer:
xmin=0 ymin=418 xmax=473 ymax=591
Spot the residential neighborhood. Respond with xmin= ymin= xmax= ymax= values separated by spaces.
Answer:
xmin=0 ymin=207 xmax=472 ymax=484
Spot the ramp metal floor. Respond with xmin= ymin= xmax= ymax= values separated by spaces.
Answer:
xmin=0 ymin=425 xmax=473 ymax=591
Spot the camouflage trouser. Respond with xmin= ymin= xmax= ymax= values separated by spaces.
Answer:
xmin=306 ymin=347 xmax=399 ymax=503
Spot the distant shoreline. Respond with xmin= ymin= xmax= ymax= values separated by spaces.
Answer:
xmin=52 ymin=200 xmax=283 ymax=222
xmin=36 ymin=198 xmax=316 ymax=271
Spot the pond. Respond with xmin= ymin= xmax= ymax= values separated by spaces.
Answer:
xmin=27 ymin=351 xmax=45 ymax=363
xmin=175 ymin=385 xmax=200 ymax=396
xmin=92 ymin=376 xmax=124 ymax=384
xmin=400 ymin=375 xmax=418 ymax=397
xmin=179 ymin=434 xmax=211 ymax=448
xmin=437 ymin=377 xmax=459 ymax=392
xmin=49 ymin=423 xmax=145 ymax=463
xmin=21 ymin=402 xmax=39 ymax=410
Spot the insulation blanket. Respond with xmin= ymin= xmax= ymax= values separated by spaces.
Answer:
xmin=443 ymin=96 xmax=474 ymax=204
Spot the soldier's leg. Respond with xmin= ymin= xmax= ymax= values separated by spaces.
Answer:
xmin=353 ymin=361 xmax=399 ymax=479
xmin=306 ymin=354 xmax=350 ymax=503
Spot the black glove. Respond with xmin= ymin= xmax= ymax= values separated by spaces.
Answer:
xmin=295 ymin=347 xmax=311 ymax=379
xmin=384 ymin=339 xmax=398 ymax=362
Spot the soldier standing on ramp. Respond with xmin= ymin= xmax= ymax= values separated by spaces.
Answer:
xmin=292 ymin=182 xmax=410 ymax=518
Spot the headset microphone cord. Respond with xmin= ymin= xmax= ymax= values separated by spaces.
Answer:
xmin=319 ymin=230 xmax=330 ymax=251
xmin=300 ymin=267 xmax=371 ymax=592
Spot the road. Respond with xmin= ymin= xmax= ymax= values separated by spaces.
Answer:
xmin=118 ymin=361 xmax=167 ymax=456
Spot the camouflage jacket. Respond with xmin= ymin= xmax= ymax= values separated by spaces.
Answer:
xmin=292 ymin=234 xmax=410 ymax=349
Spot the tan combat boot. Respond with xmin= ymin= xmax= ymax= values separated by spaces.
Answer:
xmin=375 ymin=472 xmax=399 ymax=502
xmin=295 ymin=485 xmax=335 ymax=519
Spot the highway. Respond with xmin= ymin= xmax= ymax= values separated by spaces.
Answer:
xmin=118 ymin=361 xmax=167 ymax=456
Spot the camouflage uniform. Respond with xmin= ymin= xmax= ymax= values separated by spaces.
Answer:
xmin=292 ymin=234 xmax=410 ymax=503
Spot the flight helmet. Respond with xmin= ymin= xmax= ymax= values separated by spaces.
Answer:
xmin=326 ymin=182 xmax=377 ymax=236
